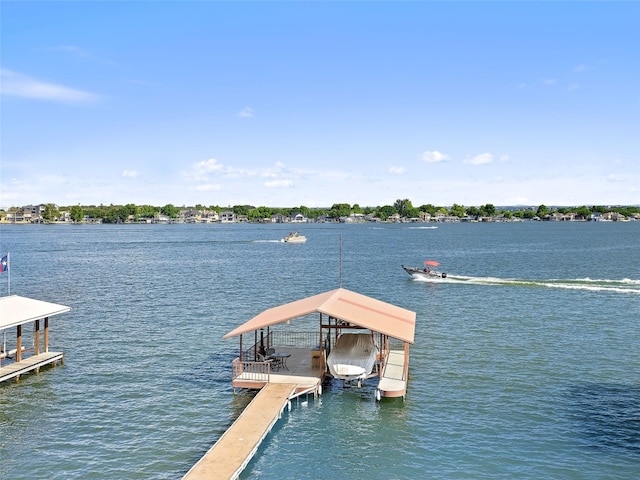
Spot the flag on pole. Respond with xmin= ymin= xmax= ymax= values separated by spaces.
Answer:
xmin=0 ymin=255 xmax=8 ymax=273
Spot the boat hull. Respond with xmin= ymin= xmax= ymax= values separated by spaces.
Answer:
xmin=402 ymin=265 xmax=447 ymax=279
xmin=282 ymin=232 xmax=307 ymax=243
xmin=327 ymin=333 xmax=377 ymax=382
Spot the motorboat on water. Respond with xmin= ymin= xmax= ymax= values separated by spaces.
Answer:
xmin=282 ymin=231 xmax=307 ymax=243
xmin=402 ymin=260 xmax=447 ymax=279
xmin=327 ymin=333 xmax=378 ymax=387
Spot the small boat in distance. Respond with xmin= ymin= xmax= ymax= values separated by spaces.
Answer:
xmin=402 ymin=260 xmax=447 ymax=279
xmin=282 ymin=231 xmax=307 ymax=243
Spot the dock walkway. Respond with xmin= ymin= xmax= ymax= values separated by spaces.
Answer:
xmin=183 ymin=382 xmax=297 ymax=480
xmin=0 ymin=351 xmax=64 ymax=383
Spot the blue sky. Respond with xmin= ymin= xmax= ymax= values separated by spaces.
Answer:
xmin=1 ymin=1 xmax=639 ymax=209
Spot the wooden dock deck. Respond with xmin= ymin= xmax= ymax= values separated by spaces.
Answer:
xmin=377 ymin=349 xmax=408 ymax=399
xmin=0 ymin=351 xmax=64 ymax=383
xmin=183 ymin=383 xmax=297 ymax=480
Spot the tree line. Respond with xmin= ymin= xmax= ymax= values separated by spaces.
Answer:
xmin=22 ymin=200 xmax=640 ymax=224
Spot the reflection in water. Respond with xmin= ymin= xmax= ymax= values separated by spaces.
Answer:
xmin=568 ymin=383 xmax=640 ymax=455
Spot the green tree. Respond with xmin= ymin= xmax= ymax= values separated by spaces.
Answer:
xmin=480 ymin=203 xmax=496 ymax=217
xmin=42 ymin=203 xmax=59 ymax=222
xmin=70 ymin=205 xmax=84 ymax=223
xmin=405 ymin=207 xmax=420 ymax=219
xmin=449 ymin=203 xmax=466 ymax=218
xmin=576 ymin=206 xmax=591 ymax=219
xmin=330 ymin=203 xmax=351 ymax=218
xmin=297 ymin=205 xmax=311 ymax=217
xmin=375 ymin=205 xmax=397 ymax=221
xmin=466 ymin=206 xmax=480 ymax=218
xmin=248 ymin=206 xmax=274 ymax=222
xmin=393 ymin=199 xmax=413 ymax=217
xmin=233 ymin=205 xmax=250 ymax=216
xmin=536 ymin=204 xmax=549 ymax=217
xmin=418 ymin=204 xmax=437 ymax=215
xmin=161 ymin=204 xmax=181 ymax=218
xmin=138 ymin=205 xmax=158 ymax=218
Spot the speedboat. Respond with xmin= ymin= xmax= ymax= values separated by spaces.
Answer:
xmin=327 ymin=333 xmax=378 ymax=387
xmin=402 ymin=260 xmax=447 ymax=279
xmin=282 ymin=231 xmax=307 ymax=243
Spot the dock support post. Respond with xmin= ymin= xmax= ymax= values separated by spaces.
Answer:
xmin=44 ymin=317 xmax=49 ymax=353
xmin=35 ymin=320 xmax=41 ymax=354
xmin=16 ymin=325 xmax=22 ymax=362
xmin=34 ymin=320 xmax=41 ymax=373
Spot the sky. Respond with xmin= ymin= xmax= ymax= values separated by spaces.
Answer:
xmin=1 ymin=1 xmax=639 ymax=209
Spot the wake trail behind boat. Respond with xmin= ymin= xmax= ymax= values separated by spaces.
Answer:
xmin=412 ymin=274 xmax=640 ymax=295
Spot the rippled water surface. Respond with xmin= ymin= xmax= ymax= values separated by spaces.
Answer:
xmin=1 ymin=222 xmax=639 ymax=479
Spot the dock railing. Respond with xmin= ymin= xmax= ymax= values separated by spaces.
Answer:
xmin=269 ymin=330 xmax=320 ymax=348
xmin=242 ymin=330 xmax=321 ymax=359
xmin=232 ymin=358 xmax=272 ymax=383
xmin=236 ymin=331 xmax=322 ymax=383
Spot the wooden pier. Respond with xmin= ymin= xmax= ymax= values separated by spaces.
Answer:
xmin=0 ymin=295 xmax=70 ymax=384
xmin=0 ymin=351 xmax=64 ymax=383
xmin=183 ymin=383 xmax=297 ymax=480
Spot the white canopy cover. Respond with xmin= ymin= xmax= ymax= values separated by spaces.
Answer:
xmin=327 ymin=333 xmax=378 ymax=381
xmin=0 ymin=295 xmax=71 ymax=331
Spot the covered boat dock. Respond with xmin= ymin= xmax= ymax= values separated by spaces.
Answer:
xmin=0 ymin=295 xmax=70 ymax=383
xmin=185 ymin=288 xmax=416 ymax=479
xmin=223 ymin=287 xmax=416 ymax=400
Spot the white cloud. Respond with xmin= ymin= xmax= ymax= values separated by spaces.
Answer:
xmin=265 ymin=179 xmax=293 ymax=188
xmin=122 ymin=170 xmax=139 ymax=178
xmin=0 ymin=69 xmax=100 ymax=103
xmin=237 ymin=107 xmax=254 ymax=118
xmin=464 ymin=153 xmax=494 ymax=165
xmin=422 ymin=151 xmax=450 ymax=163
xmin=543 ymin=78 xmax=556 ymax=86
xmin=184 ymin=158 xmax=225 ymax=181
xmin=195 ymin=184 xmax=222 ymax=192
xmin=388 ymin=166 xmax=406 ymax=175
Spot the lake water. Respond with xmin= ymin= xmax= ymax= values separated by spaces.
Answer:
xmin=1 ymin=222 xmax=638 ymax=479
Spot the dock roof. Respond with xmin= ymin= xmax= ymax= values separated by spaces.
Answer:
xmin=0 ymin=295 xmax=71 ymax=330
xmin=223 ymin=288 xmax=416 ymax=344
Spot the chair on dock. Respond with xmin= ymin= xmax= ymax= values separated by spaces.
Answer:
xmin=257 ymin=352 xmax=273 ymax=365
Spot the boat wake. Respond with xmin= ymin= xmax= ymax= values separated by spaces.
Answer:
xmin=411 ymin=275 xmax=640 ymax=295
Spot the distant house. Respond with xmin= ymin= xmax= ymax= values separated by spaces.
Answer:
xmin=183 ymin=209 xmax=200 ymax=223
xmin=220 ymin=211 xmax=236 ymax=223
xmin=202 ymin=210 xmax=219 ymax=223
xmin=271 ymin=214 xmax=288 ymax=223
xmin=290 ymin=213 xmax=307 ymax=223
xmin=601 ymin=211 xmax=628 ymax=222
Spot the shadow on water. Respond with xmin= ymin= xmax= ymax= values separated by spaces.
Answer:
xmin=567 ymin=383 xmax=640 ymax=455
xmin=171 ymin=352 xmax=236 ymax=390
